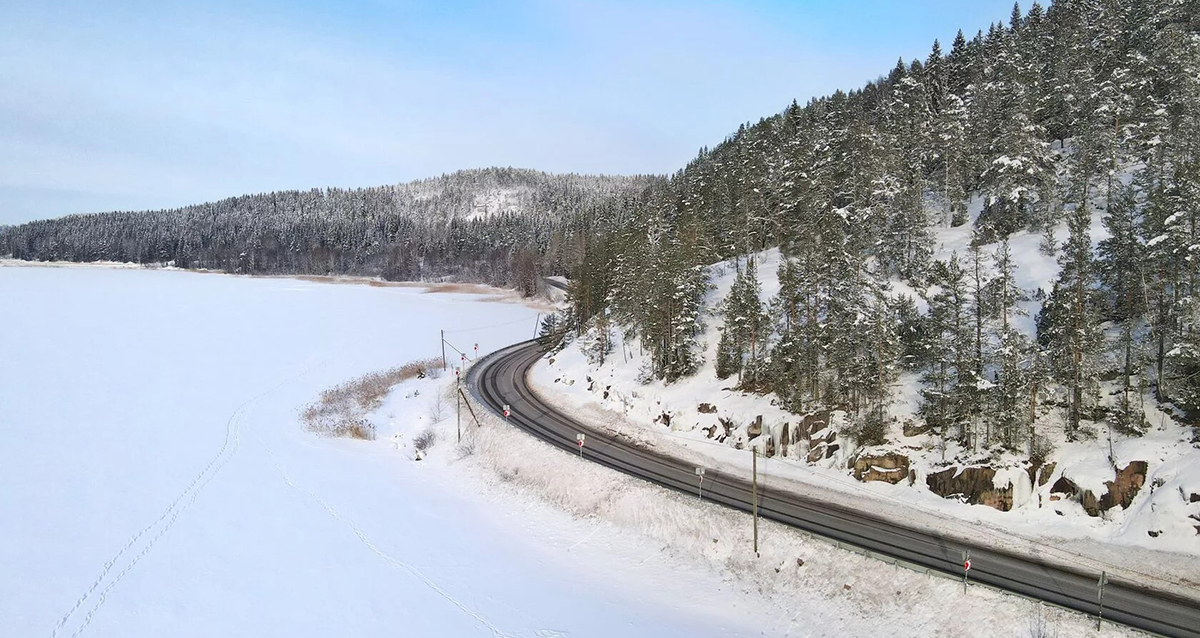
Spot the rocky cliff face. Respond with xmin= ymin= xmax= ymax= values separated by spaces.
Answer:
xmin=926 ymin=466 xmax=1018 ymax=512
xmin=1050 ymin=461 xmax=1148 ymax=517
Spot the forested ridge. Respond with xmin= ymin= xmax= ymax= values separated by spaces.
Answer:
xmin=0 ymin=168 xmax=656 ymax=294
xmin=547 ymin=0 xmax=1200 ymax=450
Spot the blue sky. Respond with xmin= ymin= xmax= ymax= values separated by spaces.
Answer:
xmin=0 ymin=0 xmax=1018 ymax=224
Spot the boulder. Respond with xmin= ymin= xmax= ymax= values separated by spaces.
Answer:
xmin=747 ymin=415 xmax=763 ymax=438
xmin=1098 ymin=461 xmax=1148 ymax=511
xmin=902 ymin=420 xmax=932 ymax=437
xmin=698 ymin=403 xmax=717 ymax=414
xmin=850 ymin=452 xmax=911 ymax=484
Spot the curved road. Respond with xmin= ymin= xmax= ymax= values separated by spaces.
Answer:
xmin=467 ymin=340 xmax=1200 ymax=638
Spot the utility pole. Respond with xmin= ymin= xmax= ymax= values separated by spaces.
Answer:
xmin=695 ymin=467 xmax=705 ymax=501
xmin=752 ymin=447 xmax=759 ymax=557
xmin=441 ymin=329 xmax=447 ymax=370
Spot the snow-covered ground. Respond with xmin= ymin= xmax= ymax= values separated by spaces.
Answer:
xmin=0 ymin=265 xmax=767 ymax=638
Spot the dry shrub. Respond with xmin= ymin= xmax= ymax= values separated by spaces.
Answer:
xmin=303 ymin=357 xmax=442 ymax=439
xmin=413 ymin=428 xmax=437 ymax=452
xmin=422 ymin=282 xmax=495 ymax=295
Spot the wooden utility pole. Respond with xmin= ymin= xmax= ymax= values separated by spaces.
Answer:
xmin=752 ymin=447 xmax=759 ymax=557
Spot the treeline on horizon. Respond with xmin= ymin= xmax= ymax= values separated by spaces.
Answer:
xmin=0 ymin=168 xmax=658 ymax=295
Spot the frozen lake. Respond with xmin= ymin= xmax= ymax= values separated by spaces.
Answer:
xmin=0 ymin=266 xmax=757 ymax=638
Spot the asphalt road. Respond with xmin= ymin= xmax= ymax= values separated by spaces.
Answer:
xmin=467 ymin=339 xmax=1200 ymax=638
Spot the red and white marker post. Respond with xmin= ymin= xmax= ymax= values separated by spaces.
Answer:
xmin=503 ymin=404 xmax=510 ymax=419
xmin=962 ymin=550 xmax=971 ymax=592
xmin=474 ymin=343 xmax=478 ymax=359
xmin=576 ymin=433 xmax=585 ymax=458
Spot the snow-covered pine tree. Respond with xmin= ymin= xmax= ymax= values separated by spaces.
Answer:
xmin=990 ymin=239 xmax=1033 ymax=449
xmin=1098 ymin=184 xmax=1149 ymax=433
xmin=719 ymin=256 xmax=769 ymax=388
xmin=1038 ymin=200 xmax=1104 ymax=437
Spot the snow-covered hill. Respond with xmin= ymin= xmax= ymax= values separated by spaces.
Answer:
xmin=532 ymin=190 xmax=1200 ymax=567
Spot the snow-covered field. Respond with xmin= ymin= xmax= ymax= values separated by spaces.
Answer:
xmin=0 ymin=265 xmax=767 ymax=638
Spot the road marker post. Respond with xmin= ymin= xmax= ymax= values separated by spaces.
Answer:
xmin=455 ymin=367 xmax=462 ymax=443
xmin=503 ymin=404 xmax=510 ymax=420
xmin=576 ymin=433 xmax=585 ymax=458
xmin=1097 ymin=571 xmax=1108 ymax=630
xmin=695 ymin=467 xmax=705 ymax=501
xmin=752 ymin=447 xmax=759 ymax=557
xmin=962 ymin=550 xmax=971 ymax=593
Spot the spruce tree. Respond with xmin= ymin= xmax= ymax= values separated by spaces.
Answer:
xmin=1039 ymin=202 xmax=1103 ymax=437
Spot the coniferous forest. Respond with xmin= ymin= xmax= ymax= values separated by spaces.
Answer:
xmin=555 ymin=0 xmax=1200 ymax=443
xmin=0 ymin=168 xmax=656 ymax=295
xmin=5 ymin=0 xmax=1200 ymax=440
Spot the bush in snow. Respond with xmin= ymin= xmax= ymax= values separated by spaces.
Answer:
xmin=580 ymin=315 xmax=614 ymax=366
xmin=1029 ymin=433 xmax=1055 ymax=467
xmin=848 ymin=410 xmax=890 ymax=448
xmin=303 ymin=357 xmax=440 ymax=439
xmin=413 ymin=428 xmax=437 ymax=453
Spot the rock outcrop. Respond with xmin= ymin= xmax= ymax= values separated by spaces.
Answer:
xmin=1037 ymin=462 xmax=1057 ymax=487
xmin=926 ymin=466 xmax=1015 ymax=511
xmin=1047 ymin=461 xmax=1148 ymax=517
xmin=850 ymin=452 xmax=911 ymax=484
xmin=807 ymin=427 xmax=838 ymax=463
xmin=1099 ymin=461 xmax=1148 ymax=511
xmin=747 ymin=415 xmax=764 ymax=438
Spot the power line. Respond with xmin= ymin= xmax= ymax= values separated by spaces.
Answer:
xmin=443 ymin=314 xmax=540 ymax=334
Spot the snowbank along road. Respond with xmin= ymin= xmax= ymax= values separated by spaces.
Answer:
xmin=467 ymin=340 xmax=1200 ymax=638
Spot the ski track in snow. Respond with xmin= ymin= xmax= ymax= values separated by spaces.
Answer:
xmin=248 ymin=427 xmax=524 ymax=638
xmin=50 ymin=351 xmax=335 ymax=638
